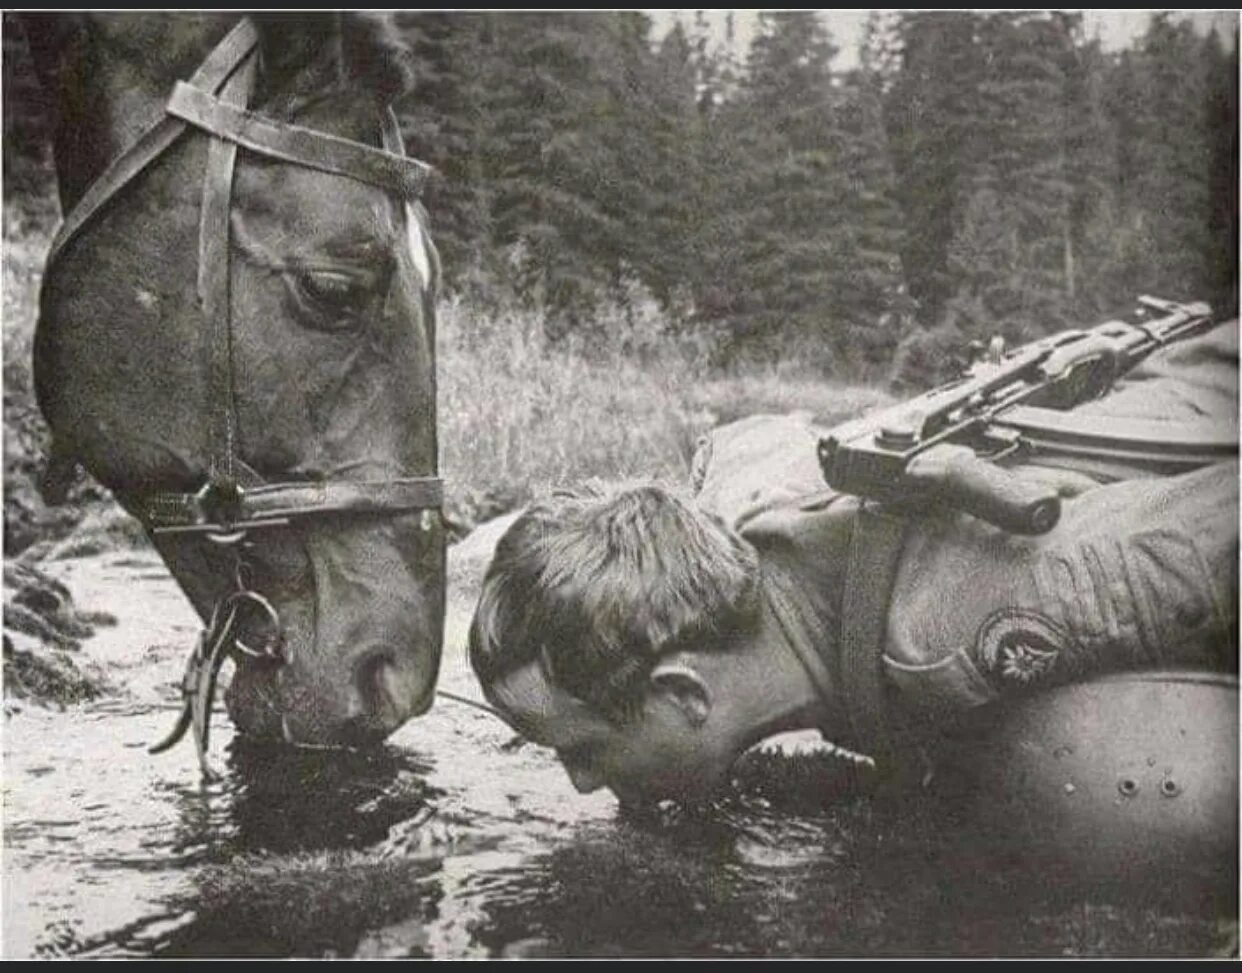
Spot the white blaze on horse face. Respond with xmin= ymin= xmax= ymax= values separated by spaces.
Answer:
xmin=405 ymin=202 xmax=434 ymax=296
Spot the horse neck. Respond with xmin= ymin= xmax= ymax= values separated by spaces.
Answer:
xmin=22 ymin=12 xmax=238 ymax=211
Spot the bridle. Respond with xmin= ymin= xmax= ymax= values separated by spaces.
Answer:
xmin=43 ymin=18 xmax=444 ymax=777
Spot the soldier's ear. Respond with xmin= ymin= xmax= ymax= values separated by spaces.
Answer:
xmin=649 ymin=661 xmax=711 ymax=726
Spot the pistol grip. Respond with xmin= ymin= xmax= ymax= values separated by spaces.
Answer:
xmin=907 ymin=444 xmax=1061 ymax=535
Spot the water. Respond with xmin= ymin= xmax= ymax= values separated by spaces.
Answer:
xmin=3 ymin=552 xmax=1235 ymax=958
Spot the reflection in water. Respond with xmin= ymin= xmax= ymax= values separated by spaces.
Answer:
xmin=160 ymin=852 xmax=446 ymax=957
xmin=4 ymin=554 xmax=1237 ymax=958
xmin=219 ymin=741 xmax=439 ymax=855
xmin=462 ymin=787 xmax=1237 ymax=959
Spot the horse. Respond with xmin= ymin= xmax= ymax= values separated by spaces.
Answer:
xmin=16 ymin=12 xmax=446 ymax=768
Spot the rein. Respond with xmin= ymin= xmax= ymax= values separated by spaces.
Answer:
xmin=148 ymin=546 xmax=283 ymax=780
xmin=45 ymin=17 xmax=443 ymax=777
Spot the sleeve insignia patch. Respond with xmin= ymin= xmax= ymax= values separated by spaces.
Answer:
xmin=976 ymin=608 xmax=1070 ymax=688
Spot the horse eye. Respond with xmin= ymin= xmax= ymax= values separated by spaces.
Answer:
xmin=293 ymin=270 xmax=370 ymax=331
xmin=300 ymin=270 xmax=364 ymax=307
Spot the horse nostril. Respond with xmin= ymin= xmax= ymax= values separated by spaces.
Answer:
xmin=355 ymin=649 xmax=395 ymax=718
xmin=354 ymin=649 xmax=430 ymax=729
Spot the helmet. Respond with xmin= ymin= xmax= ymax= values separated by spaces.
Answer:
xmin=942 ymin=670 xmax=1237 ymax=910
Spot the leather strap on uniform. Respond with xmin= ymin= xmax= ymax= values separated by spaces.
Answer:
xmin=838 ymin=506 xmax=908 ymax=764
xmin=381 ymin=106 xmax=404 ymax=156
xmin=45 ymin=18 xmax=260 ymax=270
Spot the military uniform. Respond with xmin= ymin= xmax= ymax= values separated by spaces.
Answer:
xmin=692 ymin=322 xmax=1239 ymax=754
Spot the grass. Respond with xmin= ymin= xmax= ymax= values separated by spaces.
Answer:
xmin=3 ymin=194 xmax=56 ymax=393
xmin=438 ymin=294 xmax=889 ymax=522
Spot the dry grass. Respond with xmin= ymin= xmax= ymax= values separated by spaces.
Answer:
xmin=438 ymin=294 xmax=888 ymax=519
xmin=3 ymin=195 xmax=56 ymax=392
xmin=438 ymin=297 xmax=708 ymax=509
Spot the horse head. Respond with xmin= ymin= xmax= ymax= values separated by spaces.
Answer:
xmin=23 ymin=13 xmax=445 ymax=750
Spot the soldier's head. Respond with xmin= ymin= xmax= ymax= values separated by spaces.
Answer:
xmin=468 ymin=481 xmax=781 ymax=804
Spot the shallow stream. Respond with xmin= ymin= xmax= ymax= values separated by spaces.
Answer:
xmin=3 ymin=549 xmax=1234 ymax=957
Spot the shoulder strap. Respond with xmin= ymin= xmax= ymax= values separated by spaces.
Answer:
xmin=837 ymin=505 xmax=908 ymax=764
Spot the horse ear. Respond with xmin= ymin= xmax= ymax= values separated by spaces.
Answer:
xmin=250 ymin=12 xmax=413 ymax=106
xmin=250 ymin=13 xmax=337 ymax=97
xmin=16 ymin=13 xmax=95 ymax=114
xmin=340 ymin=12 xmax=415 ymax=103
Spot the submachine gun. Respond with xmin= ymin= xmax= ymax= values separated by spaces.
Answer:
xmin=817 ymin=296 xmax=1236 ymax=536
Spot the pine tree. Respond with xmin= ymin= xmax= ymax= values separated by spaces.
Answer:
xmin=724 ymin=12 xmax=853 ymax=365
xmin=885 ymin=12 xmax=988 ymax=326
xmin=678 ymin=13 xmax=752 ymax=335
xmin=634 ymin=21 xmax=703 ymax=311
xmin=473 ymin=13 xmax=622 ymax=327
xmin=393 ymin=12 xmax=491 ymax=291
xmin=583 ymin=11 xmax=674 ymax=309
xmin=1202 ymin=27 xmax=1239 ymax=315
xmin=1131 ymin=13 xmax=1215 ymax=300
xmin=943 ymin=12 xmax=1079 ymax=343
xmin=833 ymin=44 xmax=908 ymax=367
xmin=1090 ymin=14 xmax=1221 ymax=310
xmin=1060 ymin=33 xmax=1119 ymax=318
xmin=858 ymin=9 xmax=902 ymax=88
xmin=686 ymin=9 xmax=743 ymax=115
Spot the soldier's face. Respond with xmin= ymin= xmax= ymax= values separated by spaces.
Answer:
xmin=487 ymin=660 xmax=738 ymax=807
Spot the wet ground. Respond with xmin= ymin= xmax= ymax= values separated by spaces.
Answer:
xmin=3 ymin=548 xmax=1237 ymax=958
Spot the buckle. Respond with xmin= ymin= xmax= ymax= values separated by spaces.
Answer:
xmin=197 ymin=479 xmax=243 ymax=525
xmin=195 ymin=480 xmax=247 ymax=544
xmin=149 ymin=481 xmax=290 ymax=539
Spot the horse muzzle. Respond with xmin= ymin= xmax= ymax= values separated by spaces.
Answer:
xmin=152 ymin=509 xmax=445 ymax=761
xmin=233 ymin=513 xmax=445 ymax=747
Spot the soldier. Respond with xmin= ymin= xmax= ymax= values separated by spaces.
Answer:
xmin=468 ymin=323 xmax=1239 ymax=807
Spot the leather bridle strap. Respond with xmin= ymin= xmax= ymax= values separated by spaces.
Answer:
xmin=44 ymin=18 xmax=260 ymax=270
xmin=167 ymin=81 xmax=432 ymax=198
xmin=198 ymin=48 xmax=255 ymax=499
xmin=145 ymin=475 xmax=445 ymax=535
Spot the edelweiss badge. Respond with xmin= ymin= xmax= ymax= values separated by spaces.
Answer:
xmin=976 ymin=608 xmax=1069 ymax=688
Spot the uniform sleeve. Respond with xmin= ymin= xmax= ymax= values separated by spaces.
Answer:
xmin=692 ymin=413 xmax=833 ymax=529
xmin=883 ymin=322 xmax=1237 ymax=716
xmin=883 ymin=461 xmax=1239 ymax=716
